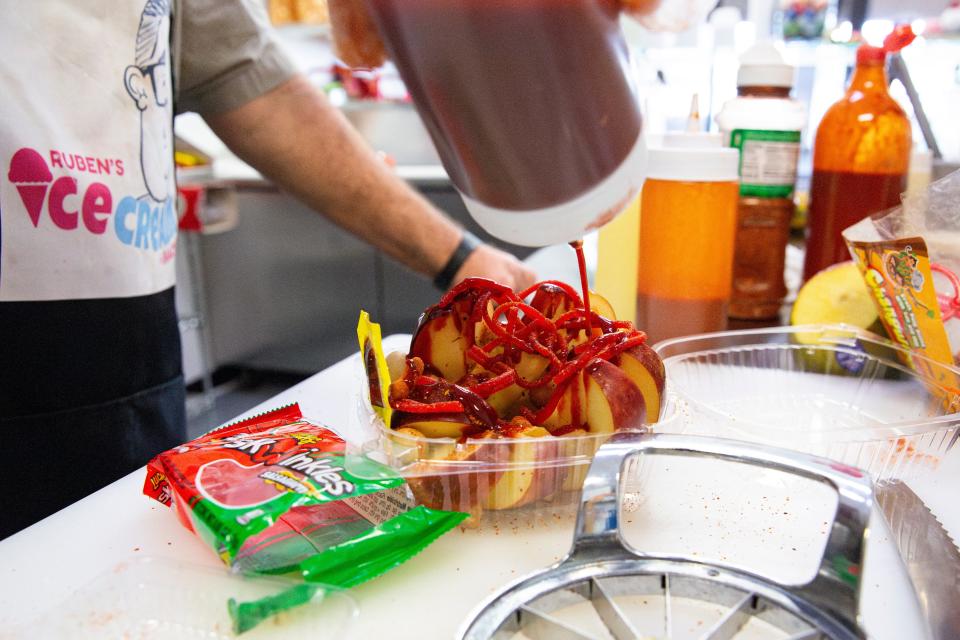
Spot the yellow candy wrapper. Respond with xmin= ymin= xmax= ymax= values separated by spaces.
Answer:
xmin=356 ymin=310 xmax=393 ymax=427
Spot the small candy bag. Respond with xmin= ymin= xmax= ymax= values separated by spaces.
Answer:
xmin=844 ymin=170 xmax=960 ymax=403
xmin=144 ymin=404 xmax=466 ymax=633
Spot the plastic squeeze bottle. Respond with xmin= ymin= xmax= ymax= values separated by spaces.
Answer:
xmin=359 ymin=0 xmax=645 ymax=247
xmin=716 ymin=41 xmax=806 ymax=319
xmin=636 ymin=141 xmax=740 ymax=342
xmin=802 ymin=25 xmax=915 ymax=282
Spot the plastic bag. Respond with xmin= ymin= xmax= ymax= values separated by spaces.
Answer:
xmin=844 ymin=169 xmax=960 ymax=367
xmin=144 ymin=404 xmax=466 ymax=633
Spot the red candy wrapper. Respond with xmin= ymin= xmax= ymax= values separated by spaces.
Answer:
xmin=144 ymin=404 xmax=467 ymax=633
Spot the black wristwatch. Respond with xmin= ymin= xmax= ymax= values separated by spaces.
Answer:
xmin=433 ymin=230 xmax=482 ymax=291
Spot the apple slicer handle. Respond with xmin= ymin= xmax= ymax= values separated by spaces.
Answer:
xmin=571 ymin=431 xmax=873 ymax=627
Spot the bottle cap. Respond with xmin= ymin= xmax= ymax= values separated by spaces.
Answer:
xmin=883 ymin=24 xmax=916 ymax=53
xmin=858 ymin=24 xmax=916 ymax=65
xmin=646 ymin=145 xmax=739 ymax=182
xmin=737 ymin=40 xmax=794 ymax=88
xmin=856 ymin=44 xmax=886 ymax=65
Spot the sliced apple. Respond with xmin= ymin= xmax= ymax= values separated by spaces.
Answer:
xmin=585 ymin=359 xmax=647 ymax=433
xmin=528 ymin=282 xmax=578 ymax=320
xmin=589 ymin=291 xmax=617 ymax=320
xmin=409 ymin=308 xmax=468 ymax=382
xmin=473 ymin=297 xmax=499 ymax=348
xmin=554 ymin=428 xmax=594 ymax=492
xmin=568 ymin=290 xmax=620 ymax=347
xmin=485 ymin=426 xmax=555 ymax=510
xmin=391 ymin=411 xmax=470 ymax=439
xmin=405 ymin=432 xmax=499 ymax=515
xmin=617 ymin=343 xmax=666 ymax=423
xmin=541 ymin=372 xmax=588 ymax=433
xmin=485 ymin=352 xmax=551 ymax=417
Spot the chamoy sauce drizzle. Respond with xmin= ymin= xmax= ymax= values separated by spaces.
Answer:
xmin=570 ymin=240 xmax=593 ymax=334
xmin=393 ymin=276 xmax=648 ymax=437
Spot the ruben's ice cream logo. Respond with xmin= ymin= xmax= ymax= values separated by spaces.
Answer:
xmin=3 ymin=0 xmax=177 ymax=262
xmin=6 ymin=147 xmax=177 ymax=258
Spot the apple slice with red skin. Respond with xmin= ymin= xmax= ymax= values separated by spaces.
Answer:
xmin=400 ymin=430 xmax=502 ymax=516
xmin=585 ymin=359 xmax=647 ymax=433
xmin=566 ymin=291 xmax=620 ymax=348
xmin=589 ymin=292 xmax=617 ymax=320
xmin=409 ymin=307 xmax=470 ymax=382
xmin=528 ymin=282 xmax=578 ymax=321
xmin=615 ymin=343 xmax=666 ymax=423
xmin=553 ymin=427 xmax=596 ymax=493
xmin=392 ymin=410 xmax=472 ymax=439
xmin=485 ymin=351 xmax=550 ymax=417
xmin=484 ymin=426 xmax=560 ymax=510
xmin=541 ymin=371 xmax=588 ymax=433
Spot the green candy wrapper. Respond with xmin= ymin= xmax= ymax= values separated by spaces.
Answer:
xmin=144 ymin=404 xmax=467 ymax=634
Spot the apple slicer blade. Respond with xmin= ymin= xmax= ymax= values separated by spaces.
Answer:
xmin=460 ymin=432 xmax=902 ymax=640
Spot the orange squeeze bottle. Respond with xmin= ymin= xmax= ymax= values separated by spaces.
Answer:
xmin=803 ymin=26 xmax=915 ymax=282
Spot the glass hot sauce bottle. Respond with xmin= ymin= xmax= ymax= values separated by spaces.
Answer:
xmin=802 ymin=26 xmax=915 ymax=282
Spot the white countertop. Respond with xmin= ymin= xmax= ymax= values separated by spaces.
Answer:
xmin=0 ymin=334 xmax=956 ymax=639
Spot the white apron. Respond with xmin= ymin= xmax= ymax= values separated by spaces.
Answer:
xmin=0 ymin=0 xmax=178 ymax=301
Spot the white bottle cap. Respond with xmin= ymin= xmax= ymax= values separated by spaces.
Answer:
xmin=737 ymin=40 xmax=794 ymax=88
xmin=646 ymin=145 xmax=739 ymax=182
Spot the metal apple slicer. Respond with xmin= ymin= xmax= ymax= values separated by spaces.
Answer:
xmin=460 ymin=432 xmax=917 ymax=640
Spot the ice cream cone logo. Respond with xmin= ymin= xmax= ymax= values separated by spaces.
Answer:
xmin=7 ymin=148 xmax=53 ymax=227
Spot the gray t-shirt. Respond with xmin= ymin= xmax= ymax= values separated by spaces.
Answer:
xmin=172 ymin=0 xmax=299 ymax=115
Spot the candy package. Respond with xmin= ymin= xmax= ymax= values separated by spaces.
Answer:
xmin=144 ymin=404 xmax=466 ymax=633
xmin=844 ymin=169 xmax=960 ymax=371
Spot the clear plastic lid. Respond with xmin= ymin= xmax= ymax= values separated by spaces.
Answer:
xmin=22 ymin=556 xmax=358 ymax=639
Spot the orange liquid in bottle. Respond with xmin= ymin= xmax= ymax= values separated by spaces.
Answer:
xmin=805 ymin=170 xmax=904 ymax=278
xmin=637 ymin=178 xmax=739 ymax=343
xmin=802 ymin=47 xmax=911 ymax=281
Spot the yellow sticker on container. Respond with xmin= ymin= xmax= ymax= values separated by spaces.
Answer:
xmin=357 ymin=311 xmax=393 ymax=427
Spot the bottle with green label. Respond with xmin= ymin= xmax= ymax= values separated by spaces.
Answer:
xmin=717 ymin=40 xmax=807 ymax=320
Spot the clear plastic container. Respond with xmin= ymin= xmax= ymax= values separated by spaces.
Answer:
xmin=636 ymin=144 xmax=740 ymax=342
xmin=348 ymin=355 xmax=680 ymax=526
xmin=22 ymin=556 xmax=357 ymax=639
xmin=653 ymin=324 xmax=960 ymax=482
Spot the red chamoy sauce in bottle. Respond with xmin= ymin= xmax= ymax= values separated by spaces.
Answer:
xmin=803 ymin=26 xmax=914 ymax=282
xmin=361 ymin=0 xmax=645 ymax=247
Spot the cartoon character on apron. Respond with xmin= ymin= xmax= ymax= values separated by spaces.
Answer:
xmin=124 ymin=0 xmax=177 ymax=237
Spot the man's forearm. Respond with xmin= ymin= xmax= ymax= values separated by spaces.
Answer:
xmin=203 ymin=74 xmax=461 ymax=279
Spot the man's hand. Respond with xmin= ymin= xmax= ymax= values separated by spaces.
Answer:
xmin=453 ymin=244 xmax=536 ymax=292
